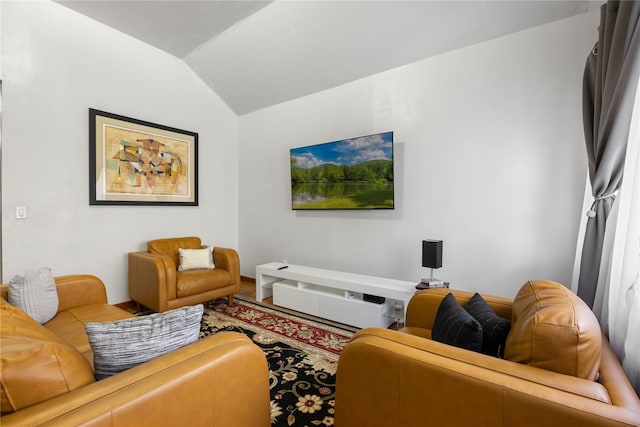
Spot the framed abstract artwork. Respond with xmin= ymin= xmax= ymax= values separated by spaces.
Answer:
xmin=89 ymin=109 xmax=198 ymax=206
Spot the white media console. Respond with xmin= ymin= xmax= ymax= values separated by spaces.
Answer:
xmin=255 ymin=262 xmax=417 ymax=328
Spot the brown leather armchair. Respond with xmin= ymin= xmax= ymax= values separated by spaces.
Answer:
xmin=128 ymin=236 xmax=240 ymax=313
xmin=335 ymin=282 xmax=640 ymax=427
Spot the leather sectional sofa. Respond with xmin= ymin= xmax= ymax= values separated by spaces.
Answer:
xmin=0 ymin=274 xmax=270 ymax=426
xmin=334 ymin=281 xmax=640 ymax=427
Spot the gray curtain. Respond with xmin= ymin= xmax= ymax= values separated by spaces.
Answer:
xmin=578 ymin=1 xmax=640 ymax=308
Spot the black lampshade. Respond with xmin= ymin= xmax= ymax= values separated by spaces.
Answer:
xmin=422 ymin=240 xmax=443 ymax=269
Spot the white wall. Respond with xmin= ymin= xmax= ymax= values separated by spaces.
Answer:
xmin=239 ymin=12 xmax=597 ymax=298
xmin=1 ymin=1 xmax=239 ymax=303
xmin=0 ymin=2 xmax=598 ymax=303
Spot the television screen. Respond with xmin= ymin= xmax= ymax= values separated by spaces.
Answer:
xmin=290 ymin=131 xmax=394 ymax=210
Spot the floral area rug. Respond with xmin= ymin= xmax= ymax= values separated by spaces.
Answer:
xmin=200 ymin=298 xmax=356 ymax=427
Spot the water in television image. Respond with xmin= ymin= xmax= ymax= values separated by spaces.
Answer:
xmin=290 ymin=131 xmax=394 ymax=210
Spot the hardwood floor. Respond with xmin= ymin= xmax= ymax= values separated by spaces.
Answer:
xmin=238 ymin=277 xmax=270 ymax=304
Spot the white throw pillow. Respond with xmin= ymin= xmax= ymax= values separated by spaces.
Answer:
xmin=8 ymin=267 xmax=59 ymax=324
xmin=178 ymin=246 xmax=214 ymax=271
xmin=85 ymin=304 xmax=204 ymax=379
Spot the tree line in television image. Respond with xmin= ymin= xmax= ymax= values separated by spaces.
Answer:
xmin=290 ymin=132 xmax=394 ymax=210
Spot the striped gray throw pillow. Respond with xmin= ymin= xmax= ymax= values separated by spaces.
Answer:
xmin=85 ymin=304 xmax=204 ymax=380
xmin=8 ymin=267 xmax=59 ymax=324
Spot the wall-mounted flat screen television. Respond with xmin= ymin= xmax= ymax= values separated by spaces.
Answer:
xmin=290 ymin=131 xmax=394 ymax=210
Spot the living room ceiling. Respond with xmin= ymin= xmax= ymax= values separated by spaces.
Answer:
xmin=55 ymin=0 xmax=594 ymax=115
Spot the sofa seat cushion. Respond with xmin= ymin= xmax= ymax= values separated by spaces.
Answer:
xmin=45 ymin=304 xmax=135 ymax=362
xmin=505 ymin=280 xmax=601 ymax=380
xmin=176 ymin=269 xmax=231 ymax=298
xmin=0 ymin=302 xmax=95 ymax=413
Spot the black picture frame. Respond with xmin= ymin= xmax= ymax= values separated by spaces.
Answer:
xmin=89 ymin=109 xmax=198 ymax=206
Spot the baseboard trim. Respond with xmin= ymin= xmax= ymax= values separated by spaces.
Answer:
xmin=241 ymin=275 xmax=256 ymax=284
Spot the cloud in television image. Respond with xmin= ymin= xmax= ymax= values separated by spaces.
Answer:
xmin=290 ymin=131 xmax=394 ymax=210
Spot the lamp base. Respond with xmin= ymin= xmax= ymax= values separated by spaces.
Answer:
xmin=420 ymin=277 xmax=445 ymax=286
xmin=416 ymin=281 xmax=449 ymax=290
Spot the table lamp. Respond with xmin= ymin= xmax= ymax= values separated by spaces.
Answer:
xmin=421 ymin=239 xmax=443 ymax=285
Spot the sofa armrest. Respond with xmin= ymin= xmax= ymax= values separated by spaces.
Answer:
xmin=1 ymin=275 xmax=108 ymax=311
xmin=54 ymin=275 xmax=109 ymax=312
xmin=213 ymin=247 xmax=240 ymax=288
xmin=128 ymin=251 xmax=177 ymax=312
xmin=0 ymin=332 xmax=270 ymax=427
xmin=599 ymin=337 xmax=640 ymax=412
xmin=335 ymin=328 xmax=640 ymax=427
xmin=405 ymin=288 xmax=513 ymax=329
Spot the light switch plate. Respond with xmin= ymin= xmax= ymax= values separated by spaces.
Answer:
xmin=16 ymin=206 xmax=27 ymax=219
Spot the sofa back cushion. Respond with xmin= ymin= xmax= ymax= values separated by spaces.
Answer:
xmin=148 ymin=237 xmax=202 ymax=268
xmin=504 ymin=280 xmax=601 ymax=380
xmin=0 ymin=301 xmax=95 ymax=413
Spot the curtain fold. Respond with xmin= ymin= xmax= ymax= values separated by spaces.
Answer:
xmin=577 ymin=0 xmax=640 ymax=308
xmin=607 ymin=81 xmax=640 ymax=392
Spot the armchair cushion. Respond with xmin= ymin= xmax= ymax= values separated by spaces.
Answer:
xmin=178 ymin=246 xmax=214 ymax=271
xmin=466 ymin=292 xmax=511 ymax=358
xmin=8 ymin=267 xmax=58 ymax=324
xmin=85 ymin=304 xmax=204 ymax=379
xmin=505 ymin=280 xmax=601 ymax=380
xmin=176 ymin=269 xmax=231 ymax=298
xmin=432 ymin=293 xmax=483 ymax=352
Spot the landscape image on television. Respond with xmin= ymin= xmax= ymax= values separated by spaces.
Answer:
xmin=290 ymin=131 xmax=394 ymax=210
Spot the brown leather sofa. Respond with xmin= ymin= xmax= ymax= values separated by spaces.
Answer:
xmin=128 ymin=236 xmax=241 ymax=313
xmin=0 ymin=275 xmax=270 ymax=426
xmin=335 ymin=281 xmax=640 ymax=427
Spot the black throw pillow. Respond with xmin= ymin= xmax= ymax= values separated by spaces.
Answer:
xmin=432 ymin=293 xmax=483 ymax=352
xmin=466 ymin=293 xmax=511 ymax=358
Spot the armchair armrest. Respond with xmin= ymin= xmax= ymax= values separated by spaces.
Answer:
xmin=128 ymin=252 xmax=177 ymax=312
xmin=0 ymin=332 xmax=271 ymax=427
xmin=213 ymin=247 xmax=240 ymax=288
xmin=405 ymin=288 xmax=513 ymax=330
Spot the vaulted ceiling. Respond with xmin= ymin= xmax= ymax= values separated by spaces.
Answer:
xmin=56 ymin=1 xmax=594 ymax=115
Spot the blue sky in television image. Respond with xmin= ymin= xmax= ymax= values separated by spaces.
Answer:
xmin=291 ymin=132 xmax=393 ymax=169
